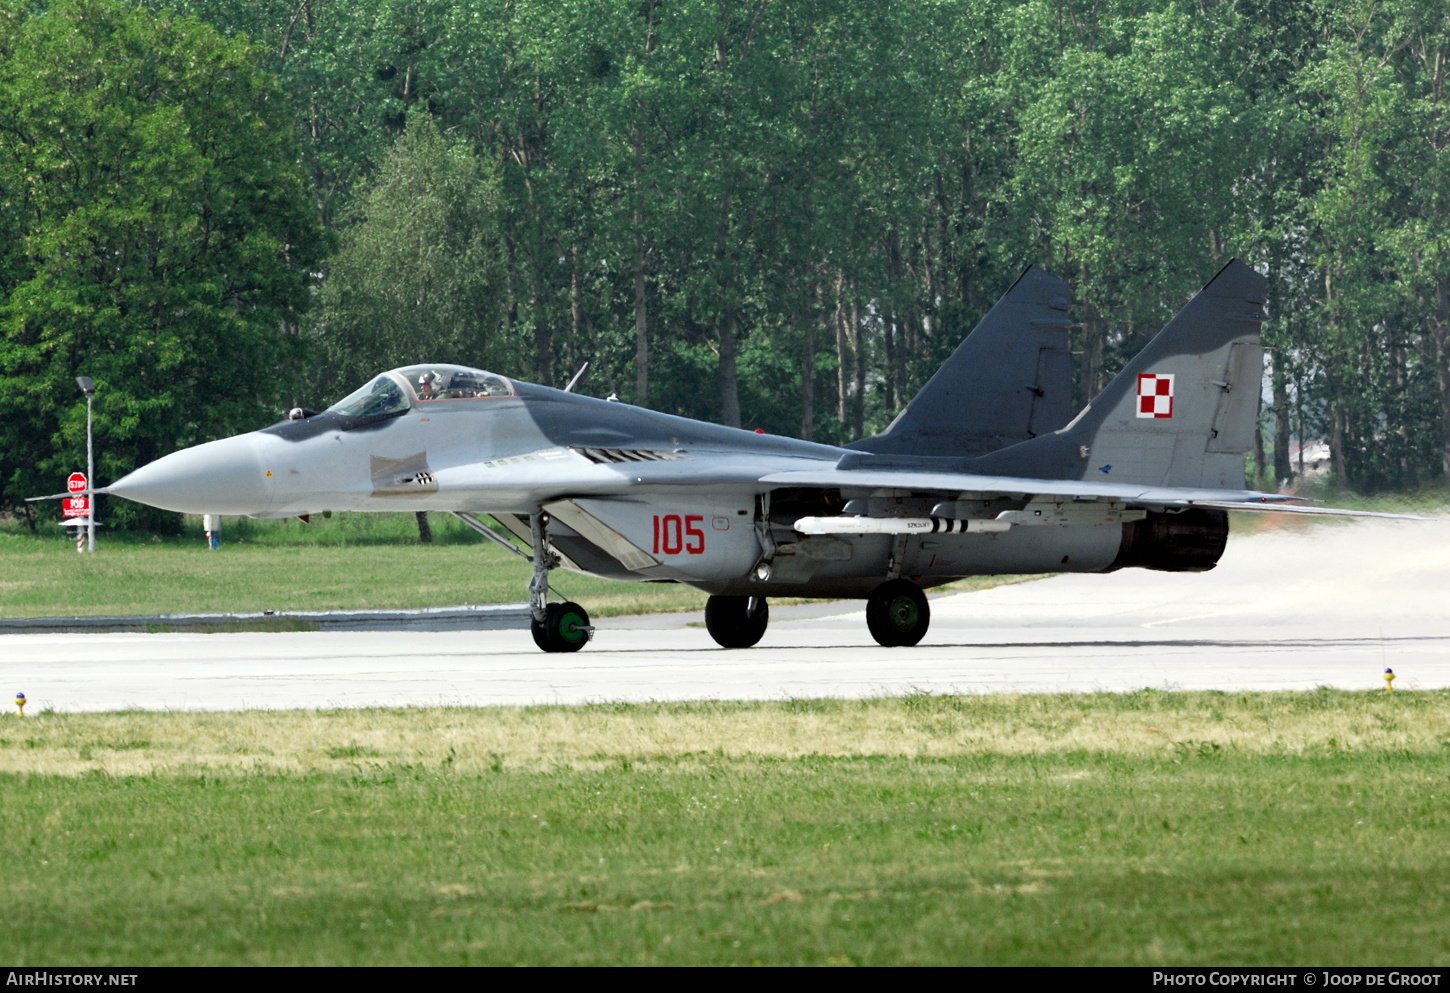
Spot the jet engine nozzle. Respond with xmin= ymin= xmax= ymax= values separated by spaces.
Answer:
xmin=106 ymin=433 xmax=273 ymax=515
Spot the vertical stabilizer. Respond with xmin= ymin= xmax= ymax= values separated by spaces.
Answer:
xmin=847 ymin=265 xmax=1075 ymax=457
xmin=972 ymin=260 xmax=1267 ymax=488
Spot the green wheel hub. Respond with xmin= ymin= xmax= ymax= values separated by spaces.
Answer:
xmin=865 ymin=580 xmax=930 ymax=647
xmin=887 ymin=595 xmax=920 ymax=632
xmin=556 ymin=607 xmax=588 ymax=645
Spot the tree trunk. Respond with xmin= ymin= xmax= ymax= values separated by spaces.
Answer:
xmin=894 ymin=313 xmax=907 ymax=406
xmin=719 ymin=308 xmax=741 ymax=428
xmin=850 ymin=294 xmax=865 ymax=437
xmin=503 ymin=237 xmax=519 ymax=337
xmin=883 ymin=312 xmax=897 ymax=412
xmin=1078 ymin=264 xmax=1104 ymax=407
xmin=1079 ymin=307 xmax=1105 ymax=408
xmin=634 ymin=225 xmax=649 ymax=406
xmin=886 ymin=228 xmax=905 ymax=411
xmin=1305 ymin=371 xmax=1316 ymax=481
xmin=568 ymin=247 xmax=583 ymax=375
xmin=801 ymin=302 xmax=815 ymax=441
xmin=532 ymin=290 xmax=551 ymax=387
xmin=415 ymin=511 xmax=432 ymax=544
xmin=1272 ymin=354 xmax=1293 ymax=488
xmin=1252 ymin=389 xmax=1267 ymax=491
xmin=633 ymin=132 xmax=649 ymax=406
xmin=1331 ymin=403 xmax=1349 ymax=489
xmin=834 ymin=270 xmax=847 ymax=425
xmin=1436 ymin=276 xmax=1450 ymax=490
xmin=1296 ymin=374 xmax=1306 ymax=479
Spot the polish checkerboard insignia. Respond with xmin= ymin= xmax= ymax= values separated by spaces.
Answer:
xmin=1137 ymin=373 xmax=1174 ymax=418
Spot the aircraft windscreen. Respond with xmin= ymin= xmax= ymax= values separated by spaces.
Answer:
xmin=327 ymin=375 xmax=412 ymax=418
xmin=394 ymin=365 xmax=514 ymax=401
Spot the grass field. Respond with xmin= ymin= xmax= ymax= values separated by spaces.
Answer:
xmin=0 ymin=512 xmax=1031 ymax=619
xmin=1 ymin=690 xmax=1447 ymax=965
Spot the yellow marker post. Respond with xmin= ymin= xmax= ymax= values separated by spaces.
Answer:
xmin=1384 ymin=668 xmax=1395 ymax=693
xmin=14 ymin=693 xmax=24 ymax=717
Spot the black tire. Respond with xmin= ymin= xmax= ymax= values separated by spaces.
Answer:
xmin=533 ymin=601 xmax=592 ymax=653
xmin=530 ymin=614 xmax=553 ymax=652
xmin=704 ymin=595 xmax=770 ymax=648
xmin=865 ymin=580 xmax=930 ymax=647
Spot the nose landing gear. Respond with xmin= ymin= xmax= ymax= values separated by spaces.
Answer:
xmin=704 ymin=595 xmax=770 ymax=648
xmin=528 ymin=512 xmax=593 ymax=653
xmin=866 ymin=579 xmax=930 ymax=647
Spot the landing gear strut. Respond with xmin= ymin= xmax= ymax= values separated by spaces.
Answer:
xmin=866 ymin=579 xmax=929 ymax=647
xmin=528 ymin=512 xmax=592 ymax=653
xmin=704 ymin=595 xmax=769 ymax=648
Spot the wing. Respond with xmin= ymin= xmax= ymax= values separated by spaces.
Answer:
xmin=758 ymin=465 xmax=1436 ymax=521
xmin=419 ymin=445 xmax=1434 ymax=523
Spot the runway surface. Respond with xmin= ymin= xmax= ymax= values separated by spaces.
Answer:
xmin=4 ymin=517 xmax=1448 ymax=712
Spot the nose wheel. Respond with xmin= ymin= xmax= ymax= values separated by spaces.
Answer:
xmin=527 ymin=511 xmax=594 ymax=653
xmin=532 ymin=601 xmax=593 ymax=653
xmin=866 ymin=579 xmax=929 ymax=647
xmin=704 ymin=595 xmax=769 ymax=648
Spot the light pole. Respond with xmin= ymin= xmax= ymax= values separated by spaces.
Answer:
xmin=76 ymin=376 xmax=96 ymax=553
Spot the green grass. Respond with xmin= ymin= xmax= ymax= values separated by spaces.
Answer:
xmin=0 ymin=512 xmax=696 ymax=617
xmin=0 ymin=513 xmax=717 ymax=618
xmin=0 ymin=691 xmax=1447 ymax=965
xmin=0 ymin=512 xmax=1032 ymax=619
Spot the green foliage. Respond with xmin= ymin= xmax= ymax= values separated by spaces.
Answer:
xmin=9 ymin=0 xmax=1450 ymax=518
xmin=148 ymin=0 xmax=1447 ymax=490
xmin=0 ymin=0 xmax=327 ymax=528
xmin=314 ymin=113 xmax=506 ymax=400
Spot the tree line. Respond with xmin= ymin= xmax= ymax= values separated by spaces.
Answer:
xmin=3 ymin=0 xmax=1449 ymax=528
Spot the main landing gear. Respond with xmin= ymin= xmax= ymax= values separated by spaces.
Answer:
xmin=866 ymin=579 xmax=930 ymax=647
xmin=704 ymin=595 xmax=770 ymax=648
xmin=528 ymin=512 xmax=593 ymax=653
xmin=703 ymin=581 xmax=929 ymax=649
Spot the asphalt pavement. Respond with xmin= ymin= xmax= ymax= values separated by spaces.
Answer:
xmin=3 ymin=516 xmax=1447 ymax=712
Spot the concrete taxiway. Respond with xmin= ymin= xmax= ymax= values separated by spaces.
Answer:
xmin=3 ymin=517 xmax=1447 ymax=712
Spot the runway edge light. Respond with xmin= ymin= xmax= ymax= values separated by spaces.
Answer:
xmin=14 ymin=693 xmax=24 ymax=717
xmin=1384 ymin=668 xmax=1395 ymax=693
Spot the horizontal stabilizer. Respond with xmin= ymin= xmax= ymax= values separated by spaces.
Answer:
xmin=1182 ymin=501 xmax=1440 ymax=522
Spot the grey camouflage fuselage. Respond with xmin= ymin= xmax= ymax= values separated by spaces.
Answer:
xmin=103 ymin=260 xmax=1405 ymax=603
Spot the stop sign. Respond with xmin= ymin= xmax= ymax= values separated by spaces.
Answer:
xmin=67 ymin=472 xmax=87 ymax=493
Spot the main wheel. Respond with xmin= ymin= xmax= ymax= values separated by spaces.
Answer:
xmin=532 ymin=601 xmax=592 ymax=653
xmin=704 ymin=595 xmax=770 ymax=648
xmin=865 ymin=580 xmax=930 ymax=647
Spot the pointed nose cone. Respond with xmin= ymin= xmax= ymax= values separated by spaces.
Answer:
xmin=107 ymin=434 xmax=273 ymax=515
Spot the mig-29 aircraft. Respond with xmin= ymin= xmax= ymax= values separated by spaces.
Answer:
xmin=80 ymin=260 xmax=1423 ymax=652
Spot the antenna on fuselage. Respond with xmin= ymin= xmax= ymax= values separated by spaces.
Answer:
xmin=562 ymin=362 xmax=590 ymax=393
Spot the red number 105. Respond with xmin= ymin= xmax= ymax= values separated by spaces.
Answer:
xmin=653 ymin=514 xmax=704 ymax=555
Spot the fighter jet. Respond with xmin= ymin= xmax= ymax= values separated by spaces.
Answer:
xmin=84 ymin=260 xmax=1426 ymax=652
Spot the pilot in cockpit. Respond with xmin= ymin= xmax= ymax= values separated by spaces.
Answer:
xmin=418 ymin=370 xmax=439 ymax=400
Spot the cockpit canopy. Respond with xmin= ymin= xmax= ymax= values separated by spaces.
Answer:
xmin=327 ymin=365 xmax=515 ymax=419
xmin=393 ymin=364 xmax=515 ymax=402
